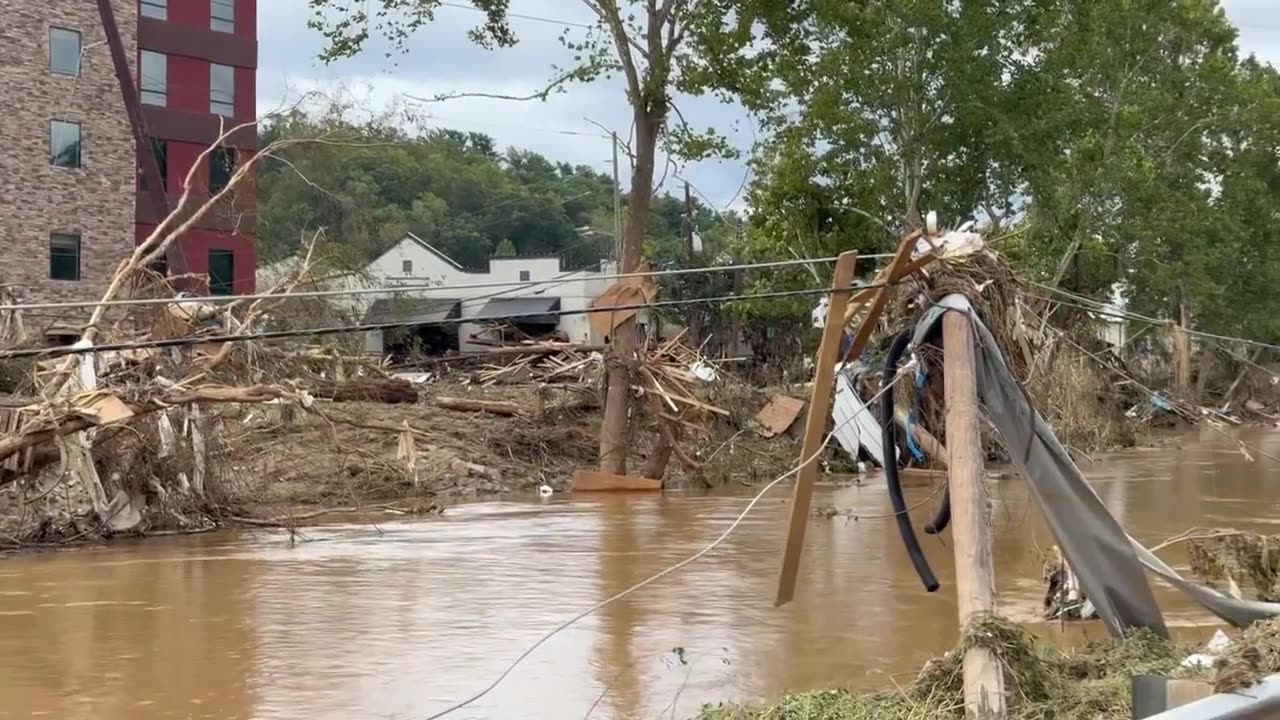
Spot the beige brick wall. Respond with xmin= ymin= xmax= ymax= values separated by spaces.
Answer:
xmin=0 ymin=0 xmax=137 ymax=315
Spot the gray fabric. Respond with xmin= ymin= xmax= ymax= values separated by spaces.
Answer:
xmin=913 ymin=295 xmax=1280 ymax=635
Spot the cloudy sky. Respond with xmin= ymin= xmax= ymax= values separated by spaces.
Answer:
xmin=258 ymin=0 xmax=1280 ymax=211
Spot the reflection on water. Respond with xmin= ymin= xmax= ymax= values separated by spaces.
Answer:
xmin=2 ymin=427 xmax=1280 ymax=719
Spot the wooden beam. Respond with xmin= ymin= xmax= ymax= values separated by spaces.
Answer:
xmin=775 ymin=250 xmax=858 ymax=606
xmin=943 ymin=310 xmax=1006 ymax=718
xmin=893 ymin=406 xmax=948 ymax=464
xmin=839 ymin=235 xmax=920 ymax=365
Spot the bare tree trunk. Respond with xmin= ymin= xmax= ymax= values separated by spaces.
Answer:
xmin=599 ymin=114 xmax=659 ymax=474
xmin=1172 ymin=301 xmax=1193 ymax=400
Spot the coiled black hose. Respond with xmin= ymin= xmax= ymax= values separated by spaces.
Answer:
xmin=880 ymin=329 xmax=940 ymax=592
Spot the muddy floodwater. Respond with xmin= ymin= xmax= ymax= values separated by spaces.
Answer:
xmin=3 ymin=428 xmax=1280 ymax=719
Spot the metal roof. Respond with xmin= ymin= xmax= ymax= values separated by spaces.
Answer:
xmin=471 ymin=296 xmax=561 ymax=324
xmin=363 ymin=298 xmax=462 ymax=326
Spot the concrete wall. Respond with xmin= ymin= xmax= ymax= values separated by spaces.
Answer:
xmin=0 ymin=0 xmax=138 ymax=307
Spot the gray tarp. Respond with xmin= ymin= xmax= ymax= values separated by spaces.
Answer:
xmin=914 ymin=295 xmax=1280 ymax=637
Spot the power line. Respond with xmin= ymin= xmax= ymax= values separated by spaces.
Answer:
xmin=2 ymin=255 xmax=897 ymax=313
xmin=0 ymin=281 xmax=904 ymax=360
xmin=1027 ymin=283 xmax=1280 ymax=353
xmin=438 ymin=1 xmax=595 ymax=30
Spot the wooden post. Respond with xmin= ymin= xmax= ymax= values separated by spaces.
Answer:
xmin=942 ymin=309 xmax=1006 ymax=719
xmin=775 ymin=250 xmax=858 ymax=606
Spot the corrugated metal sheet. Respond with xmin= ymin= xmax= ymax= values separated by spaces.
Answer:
xmin=363 ymin=298 xmax=461 ymax=325
xmin=833 ymin=371 xmax=886 ymax=466
xmin=473 ymin=297 xmax=561 ymax=324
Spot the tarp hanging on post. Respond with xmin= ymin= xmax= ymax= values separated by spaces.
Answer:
xmin=914 ymin=295 xmax=1280 ymax=637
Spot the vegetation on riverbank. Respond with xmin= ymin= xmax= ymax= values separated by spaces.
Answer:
xmin=698 ymin=616 xmax=1280 ymax=720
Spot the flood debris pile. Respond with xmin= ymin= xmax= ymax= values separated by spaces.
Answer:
xmin=700 ymin=615 xmax=1280 ymax=720
xmin=877 ymin=243 xmax=1144 ymax=457
xmin=1188 ymin=531 xmax=1280 ymax=602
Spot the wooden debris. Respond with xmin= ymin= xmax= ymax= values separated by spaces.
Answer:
xmin=587 ymin=264 xmax=658 ymax=336
xmin=311 ymin=377 xmax=418 ymax=404
xmin=755 ymin=395 xmax=806 ymax=438
xmin=433 ymin=396 xmax=523 ymax=416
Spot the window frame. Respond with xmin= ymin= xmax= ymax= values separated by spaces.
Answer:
xmin=49 ymin=27 xmax=82 ymax=76
xmin=49 ymin=119 xmax=82 ymax=169
xmin=402 ymin=260 xmax=413 ymax=275
xmin=49 ymin=233 xmax=82 ymax=281
xmin=210 ymin=0 xmax=235 ymax=33
xmin=210 ymin=62 xmax=235 ymax=116
xmin=208 ymin=249 xmax=235 ymax=296
xmin=208 ymin=146 xmax=236 ymax=194
xmin=141 ymin=138 xmax=168 ymax=191
xmin=519 ymin=270 xmax=531 ymax=282
xmin=140 ymin=50 xmax=167 ymax=106
xmin=140 ymin=0 xmax=168 ymax=20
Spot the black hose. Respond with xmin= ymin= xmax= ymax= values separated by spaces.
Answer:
xmin=880 ymin=329 xmax=940 ymax=592
xmin=924 ymin=486 xmax=951 ymax=535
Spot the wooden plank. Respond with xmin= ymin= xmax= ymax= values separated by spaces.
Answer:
xmin=775 ymin=250 xmax=858 ymax=607
xmin=943 ymin=310 xmax=1006 ymax=718
xmin=572 ymin=468 xmax=663 ymax=492
xmin=755 ymin=395 xmax=805 ymax=438
xmin=893 ymin=406 xmax=949 ymax=465
xmin=842 ymin=242 xmax=941 ymax=325
xmin=841 ymin=235 xmax=919 ymax=362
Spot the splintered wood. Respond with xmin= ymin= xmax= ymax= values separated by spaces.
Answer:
xmin=474 ymin=343 xmax=601 ymax=386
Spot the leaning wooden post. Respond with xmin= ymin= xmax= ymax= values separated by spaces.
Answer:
xmin=775 ymin=250 xmax=858 ymax=606
xmin=942 ymin=309 xmax=1006 ymax=719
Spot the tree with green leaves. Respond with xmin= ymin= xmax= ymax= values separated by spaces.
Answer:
xmin=307 ymin=0 xmax=777 ymax=473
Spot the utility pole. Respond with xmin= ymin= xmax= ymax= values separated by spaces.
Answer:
xmin=611 ymin=131 xmax=622 ymax=264
xmin=682 ymin=181 xmax=700 ymax=345
xmin=942 ymin=309 xmax=1006 ymax=719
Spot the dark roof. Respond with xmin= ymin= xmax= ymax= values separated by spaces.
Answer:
xmin=364 ymin=298 xmax=462 ymax=326
xmin=471 ymin=296 xmax=561 ymax=324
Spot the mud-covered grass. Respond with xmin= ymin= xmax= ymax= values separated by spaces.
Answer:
xmin=698 ymin=615 xmax=1222 ymax=720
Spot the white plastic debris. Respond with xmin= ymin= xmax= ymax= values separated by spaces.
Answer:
xmin=157 ymin=412 xmax=175 ymax=458
xmin=811 ymin=296 xmax=830 ymax=329
xmin=691 ymin=361 xmax=718 ymax=382
xmin=1181 ymin=629 xmax=1232 ymax=669
xmin=538 ymin=485 xmax=554 ymax=497
xmin=914 ymin=230 xmax=984 ymax=260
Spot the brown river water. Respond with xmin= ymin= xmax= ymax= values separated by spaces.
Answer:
xmin=3 ymin=427 xmax=1280 ymax=719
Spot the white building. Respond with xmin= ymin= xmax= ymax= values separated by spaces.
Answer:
xmin=359 ymin=233 xmax=617 ymax=354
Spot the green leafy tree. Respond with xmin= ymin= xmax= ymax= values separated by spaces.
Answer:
xmin=306 ymin=0 xmax=774 ymax=473
xmin=492 ymin=238 xmax=517 ymax=257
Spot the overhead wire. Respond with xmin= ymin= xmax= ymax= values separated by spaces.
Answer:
xmin=1 ymin=255 xmax=898 ymax=313
xmin=420 ymin=362 xmax=918 ymax=720
xmin=1026 ymin=283 xmax=1280 ymax=353
xmin=0 ymin=280 xmax=906 ymax=360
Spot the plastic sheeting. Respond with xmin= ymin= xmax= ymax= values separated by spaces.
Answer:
xmin=913 ymin=295 xmax=1280 ymax=637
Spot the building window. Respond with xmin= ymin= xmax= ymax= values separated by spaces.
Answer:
xmin=50 ymin=28 xmax=81 ymax=76
xmin=208 ymin=250 xmax=235 ymax=295
xmin=141 ymin=138 xmax=167 ymax=191
xmin=140 ymin=50 xmax=166 ymax=106
xmin=402 ymin=260 xmax=413 ymax=275
xmin=50 ymin=120 xmax=81 ymax=168
xmin=49 ymin=234 xmax=81 ymax=281
xmin=209 ymin=146 xmax=235 ymax=193
xmin=519 ymin=270 xmax=531 ymax=282
xmin=210 ymin=63 xmax=235 ymax=116
xmin=140 ymin=0 xmax=167 ymax=20
xmin=211 ymin=0 xmax=235 ymax=33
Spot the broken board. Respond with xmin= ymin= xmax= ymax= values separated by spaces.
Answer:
xmin=754 ymin=395 xmax=805 ymax=438
xmin=832 ymin=372 xmax=886 ymax=467
xmin=571 ymin=469 xmax=663 ymax=492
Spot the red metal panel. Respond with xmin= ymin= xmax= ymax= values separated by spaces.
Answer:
xmin=234 ymin=66 xmax=255 ymax=120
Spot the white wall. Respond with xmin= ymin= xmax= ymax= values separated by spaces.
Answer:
xmin=362 ymin=235 xmax=615 ymax=353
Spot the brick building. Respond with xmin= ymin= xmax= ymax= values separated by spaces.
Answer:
xmin=135 ymin=0 xmax=258 ymax=297
xmin=0 ymin=0 xmax=257 ymax=314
